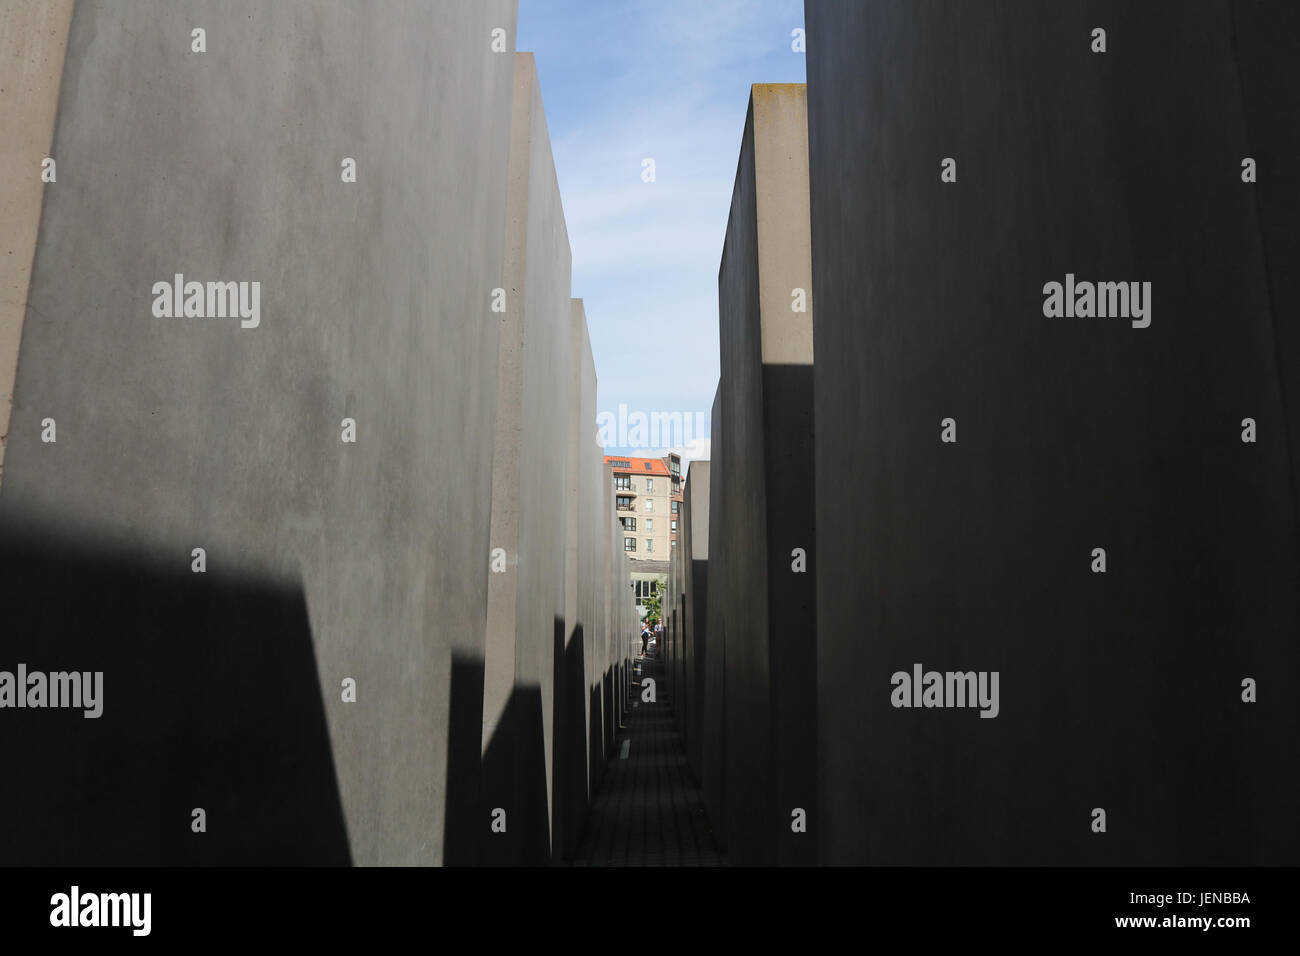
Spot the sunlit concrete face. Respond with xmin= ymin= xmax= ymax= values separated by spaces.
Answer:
xmin=0 ymin=0 xmax=74 ymax=490
xmin=751 ymin=84 xmax=814 ymax=368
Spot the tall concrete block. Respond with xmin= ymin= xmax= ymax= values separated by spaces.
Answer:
xmin=676 ymin=494 xmax=688 ymax=718
xmin=674 ymin=471 xmax=689 ymax=722
xmin=667 ymin=498 xmax=683 ymax=710
xmin=585 ymin=382 xmax=625 ymax=799
xmin=702 ymin=386 xmax=728 ymax=845
xmin=713 ymin=84 xmax=817 ymax=865
xmin=665 ymin=459 xmax=709 ymax=779
xmin=601 ymin=461 xmax=619 ymax=764
xmin=0 ymin=0 xmax=518 ymax=865
xmin=480 ymin=52 xmax=573 ymax=865
xmin=807 ymin=0 xmax=1300 ymax=864
xmin=557 ymin=297 xmax=602 ymax=859
xmin=623 ymin=549 xmax=638 ymax=709
xmin=1232 ymin=1 xmax=1300 ymax=543
xmin=683 ymin=462 xmax=711 ymax=781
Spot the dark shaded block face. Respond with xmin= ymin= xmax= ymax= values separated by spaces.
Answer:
xmin=807 ymin=0 xmax=1300 ymax=864
xmin=0 ymin=521 xmax=351 ymax=866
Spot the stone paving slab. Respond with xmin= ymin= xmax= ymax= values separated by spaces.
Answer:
xmin=571 ymin=658 xmax=724 ymax=866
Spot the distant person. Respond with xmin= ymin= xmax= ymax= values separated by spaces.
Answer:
xmin=640 ymin=623 xmax=651 ymax=656
xmin=654 ymin=620 xmax=663 ymax=651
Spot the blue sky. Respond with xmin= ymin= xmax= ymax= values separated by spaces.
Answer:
xmin=517 ymin=0 xmax=806 ymax=462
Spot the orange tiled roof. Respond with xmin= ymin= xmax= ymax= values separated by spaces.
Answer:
xmin=604 ymin=455 xmax=671 ymax=477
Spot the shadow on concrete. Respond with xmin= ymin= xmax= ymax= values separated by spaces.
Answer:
xmin=447 ymin=647 xmax=551 ymax=865
xmin=687 ymin=558 xmax=709 ymax=780
xmin=588 ymin=674 xmax=605 ymax=799
xmin=0 ymin=518 xmax=351 ymax=865
xmin=762 ymin=363 xmax=818 ymax=866
xmin=442 ymin=652 xmax=485 ymax=866
xmin=558 ymin=622 xmax=589 ymax=860
xmin=444 ymin=622 xmax=631 ymax=865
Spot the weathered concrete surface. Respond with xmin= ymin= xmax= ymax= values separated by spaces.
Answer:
xmin=0 ymin=0 xmax=73 ymax=488
xmin=701 ymin=385 xmax=727 ymax=845
xmin=602 ymin=461 xmax=620 ymax=768
xmin=683 ymin=462 xmax=710 ymax=780
xmin=1233 ymin=1 xmax=1300 ymax=544
xmin=0 ymin=0 xmax=518 ymax=865
xmin=480 ymin=52 xmax=573 ymax=866
xmin=710 ymin=84 xmax=817 ymax=865
xmin=807 ymin=0 xmax=1300 ymax=865
xmin=558 ymin=297 xmax=608 ymax=859
xmin=665 ymin=485 xmax=684 ymax=747
xmin=606 ymin=463 xmax=640 ymax=763
xmin=665 ymin=460 xmax=711 ymax=782
xmin=0 ymin=2 xmax=640 ymax=868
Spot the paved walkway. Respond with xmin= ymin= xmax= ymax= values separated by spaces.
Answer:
xmin=571 ymin=657 xmax=724 ymax=866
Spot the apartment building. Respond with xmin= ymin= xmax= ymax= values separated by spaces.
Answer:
xmin=606 ymin=453 xmax=684 ymax=559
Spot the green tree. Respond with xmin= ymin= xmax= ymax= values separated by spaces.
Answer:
xmin=643 ymin=588 xmax=662 ymax=625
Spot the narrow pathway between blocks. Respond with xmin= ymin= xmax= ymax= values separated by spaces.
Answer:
xmin=571 ymin=657 xmax=724 ymax=866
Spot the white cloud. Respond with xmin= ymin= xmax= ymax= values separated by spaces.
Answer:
xmin=520 ymin=0 xmax=805 ymax=422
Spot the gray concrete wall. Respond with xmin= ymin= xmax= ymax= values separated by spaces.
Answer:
xmin=665 ymin=513 xmax=678 ymax=697
xmin=0 ymin=0 xmax=518 ymax=867
xmin=711 ymin=85 xmax=817 ymax=865
xmin=480 ymin=51 xmax=573 ymax=866
xmin=664 ymin=459 xmax=711 ymax=783
xmin=701 ymin=385 xmax=728 ymax=843
xmin=716 ymin=94 xmax=767 ymax=865
xmin=0 ymin=1 xmax=637 ymax=867
xmin=480 ymin=56 xmax=633 ymax=866
xmin=807 ymin=0 xmax=1300 ymax=865
xmin=559 ymin=297 xmax=608 ymax=860
xmin=683 ymin=462 xmax=710 ymax=780
xmin=1234 ymin=1 xmax=1300 ymax=564
xmin=666 ymin=482 xmax=685 ymax=727
xmin=0 ymin=0 xmax=73 ymax=490
xmin=460 ymin=51 xmax=634 ymax=870
xmin=602 ymin=462 xmax=620 ymax=767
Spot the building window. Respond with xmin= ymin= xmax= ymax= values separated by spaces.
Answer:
xmin=646 ymin=478 xmax=654 ymax=492
xmin=645 ymin=499 xmax=653 ymax=512
xmin=614 ymin=475 xmax=631 ymax=490
xmin=624 ymin=537 xmax=636 ymax=552
xmin=671 ymin=520 xmax=677 ymax=531
xmin=646 ymin=519 xmax=653 ymax=532
xmin=646 ymin=539 xmax=654 ymax=552
xmin=620 ymin=516 xmax=636 ymax=531
xmin=617 ymin=496 xmax=632 ymax=510
xmin=671 ymin=501 xmax=679 ymax=515
xmin=634 ymin=578 xmax=661 ymax=603
xmin=672 ymin=540 xmax=677 ymax=548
